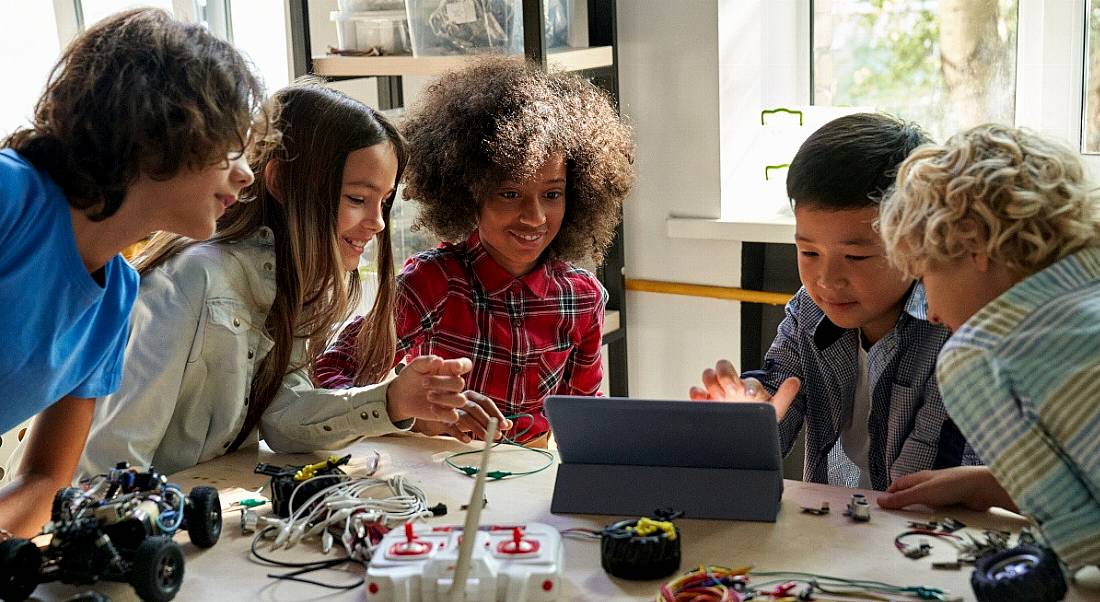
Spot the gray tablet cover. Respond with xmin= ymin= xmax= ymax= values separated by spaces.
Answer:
xmin=545 ymin=396 xmax=784 ymax=521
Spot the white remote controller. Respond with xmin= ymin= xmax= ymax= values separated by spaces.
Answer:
xmin=366 ymin=521 xmax=564 ymax=601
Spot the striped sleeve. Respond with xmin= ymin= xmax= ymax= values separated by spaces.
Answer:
xmin=939 ymin=346 xmax=1100 ymax=569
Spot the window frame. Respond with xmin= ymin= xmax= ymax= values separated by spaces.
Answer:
xmin=718 ymin=0 xmax=1098 ymax=221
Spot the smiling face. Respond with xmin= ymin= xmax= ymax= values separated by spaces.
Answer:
xmin=138 ymin=152 xmax=255 ymax=240
xmin=335 ymin=143 xmax=399 ymax=271
xmin=794 ymin=204 xmax=913 ymax=344
xmin=476 ymin=155 xmax=567 ymax=278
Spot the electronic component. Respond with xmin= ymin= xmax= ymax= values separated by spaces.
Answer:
xmin=908 ymin=517 xmax=966 ymax=533
xmin=800 ymin=501 xmax=830 ymax=516
xmin=366 ymin=522 xmax=563 ymax=601
xmin=894 ymin=529 xmax=961 ymax=560
xmin=365 ymin=418 xmax=564 ymax=601
xmin=901 ymin=541 xmax=932 ymax=559
xmin=600 ymin=516 xmax=681 ymax=580
xmin=255 ymin=454 xmax=351 ymax=518
xmin=845 ymin=493 xmax=871 ymax=521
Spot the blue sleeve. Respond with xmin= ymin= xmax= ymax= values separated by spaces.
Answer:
xmin=69 ymin=258 xmax=139 ymax=398
xmin=0 ymin=151 xmax=34 ymax=247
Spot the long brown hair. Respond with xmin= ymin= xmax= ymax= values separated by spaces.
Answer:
xmin=135 ymin=81 xmax=406 ymax=451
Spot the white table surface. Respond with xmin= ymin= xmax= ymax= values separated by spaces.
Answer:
xmin=34 ymin=434 xmax=1100 ymax=601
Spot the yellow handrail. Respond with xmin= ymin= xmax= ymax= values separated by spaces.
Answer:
xmin=625 ymin=278 xmax=793 ymax=306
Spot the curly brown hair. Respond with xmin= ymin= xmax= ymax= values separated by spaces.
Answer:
xmin=2 ymin=8 xmax=270 ymax=221
xmin=401 ymin=57 xmax=634 ymax=264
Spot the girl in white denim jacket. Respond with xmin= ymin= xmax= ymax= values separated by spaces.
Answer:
xmin=80 ymin=82 xmax=504 ymax=476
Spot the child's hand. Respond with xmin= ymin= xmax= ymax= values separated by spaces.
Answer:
xmin=877 ymin=466 xmax=1018 ymax=512
xmin=411 ymin=391 xmax=513 ymax=444
xmin=688 ymin=359 xmax=800 ymax=421
xmin=386 ymin=355 xmax=473 ymax=423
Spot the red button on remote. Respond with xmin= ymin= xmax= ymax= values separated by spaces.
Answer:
xmin=495 ymin=527 xmax=540 ymax=555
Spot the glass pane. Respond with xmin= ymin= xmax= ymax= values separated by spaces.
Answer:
xmin=79 ymin=0 xmax=174 ymax=29
xmin=813 ymin=0 xmax=1018 ymax=142
xmin=354 ymin=192 xmax=438 ymax=317
xmin=0 ymin=2 xmax=61 ymax=138
xmin=360 ymin=190 xmax=439 ymax=277
xmin=1085 ymin=0 xmax=1100 ymax=153
xmin=230 ymin=0 xmax=292 ymax=91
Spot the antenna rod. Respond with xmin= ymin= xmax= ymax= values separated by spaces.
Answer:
xmin=449 ymin=418 xmax=498 ymax=602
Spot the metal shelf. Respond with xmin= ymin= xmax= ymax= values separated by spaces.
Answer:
xmin=312 ymin=45 xmax=613 ymax=77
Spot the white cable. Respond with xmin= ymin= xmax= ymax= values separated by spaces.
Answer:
xmin=266 ymin=473 xmax=432 ymax=553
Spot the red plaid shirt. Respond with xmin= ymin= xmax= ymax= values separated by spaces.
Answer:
xmin=314 ymin=231 xmax=606 ymax=442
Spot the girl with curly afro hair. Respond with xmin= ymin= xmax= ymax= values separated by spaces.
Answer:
xmin=316 ymin=58 xmax=635 ymax=445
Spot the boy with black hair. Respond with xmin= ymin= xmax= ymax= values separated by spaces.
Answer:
xmin=0 ymin=8 xmax=269 ymax=535
xmin=691 ymin=113 xmax=978 ymax=490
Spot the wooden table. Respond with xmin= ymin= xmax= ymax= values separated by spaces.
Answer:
xmin=36 ymin=434 xmax=1100 ymax=601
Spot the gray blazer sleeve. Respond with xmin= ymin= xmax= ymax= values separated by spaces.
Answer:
xmin=80 ymin=265 xmax=204 ymax=477
xmin=259 ymin=354 xmax=413 ymax=453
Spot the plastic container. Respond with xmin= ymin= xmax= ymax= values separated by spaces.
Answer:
xmin=404 ymin=0 xmax=570 ymax=57
xmin=338 ymin=0 xmax=405 ymax=11
xmin=331 ymin=10 xmax=413 ymax=55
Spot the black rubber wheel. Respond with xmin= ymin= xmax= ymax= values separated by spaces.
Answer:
xmin=971 ymin=544 xmax=1067 ymax=602
xmin=184 ymin=487 xmax=222 ymax=548
xmin=129 ymin=537 xmax=184 ymax=602
xmin=51 ymin=487 xmax=83 ymax=522
xmin=0 ymin=538 xmax=42 ymax=601
xmin=600 ymin=519 xmax=681 ymax=580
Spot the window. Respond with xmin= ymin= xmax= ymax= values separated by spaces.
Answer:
xmin=360 ymin=189 xmax=438 ymax=278
xmin=1084 ymin=0 xmax=1100 ymax=153
xmin=813 ymin=0 xmax=1019 ymax=142
xmin=0 ymin=3 xmax=62 ymax=138
xmin=78 ymin=0 xmax=175 ymax=28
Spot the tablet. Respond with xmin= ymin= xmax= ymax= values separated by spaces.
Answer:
xmin=545 ymin=396 xmax=781 ymax=470
xmin=545 ymin=396 xmax=785 ymax=521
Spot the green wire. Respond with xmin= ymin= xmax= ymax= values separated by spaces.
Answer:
xmin=750 ymin=571 xmax=947 ymax=600
xmin=442 ymin=413 xmax=555 ymax=480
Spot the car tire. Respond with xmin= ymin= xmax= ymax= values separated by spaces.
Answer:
xmin=130 ymin=536 xmax=184 ymax=602
xmin=184 ymin=487 xmax=222 ymax=548
xmin=971 ymin=544 xmax=1067 ymax=602
xmin=0 ymin=538 xmax=42 ymax=601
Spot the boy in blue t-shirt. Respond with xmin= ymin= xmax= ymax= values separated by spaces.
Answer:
xmin=0 ymin=8 xmax=270 ymax=536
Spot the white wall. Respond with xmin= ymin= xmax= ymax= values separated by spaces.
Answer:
xmin=617 ymin=0 xmax=746 ymax=399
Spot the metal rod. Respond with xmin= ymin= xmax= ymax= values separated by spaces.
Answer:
xmin=449 ymin=418 xmax=499 ymax=602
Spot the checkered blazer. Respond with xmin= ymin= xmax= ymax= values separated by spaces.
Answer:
xmin=742 ymin=284 xmax=980 ymax=490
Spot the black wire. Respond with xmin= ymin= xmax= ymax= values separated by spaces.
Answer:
xmin=266 ymin=562 xmax=364 ymax=591
xmin=249 ymin=526 xmax=365 ymax=590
